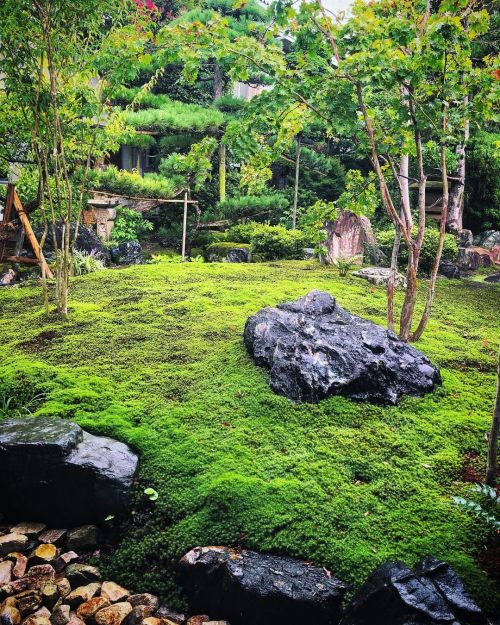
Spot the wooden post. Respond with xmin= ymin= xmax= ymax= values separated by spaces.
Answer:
xmin=12 ymin=186 xmax=53 ymax=278
xmin=219 ymin=142 xmax=226 ymax=202
xmin=181 ymin=189 xmax=188 ymax=262
xmin=292 ymin=134 xmax=301 ymax=229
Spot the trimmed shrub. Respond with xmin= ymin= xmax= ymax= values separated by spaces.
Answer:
xmin=377 ymin=227 xmax=458 ymax=274
xmin=225 ymin=221 xmax=261 ymax=243
xmin=208 ymin=194 xmax=289 ymax=222
xmin=250 ymin=225 xmax=307 ymax=261
xmin=206 ymin=241 xmax=251 ymax=261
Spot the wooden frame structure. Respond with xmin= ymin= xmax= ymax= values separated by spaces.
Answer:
xmin=0 ymin=182 xmax=53 ymax=278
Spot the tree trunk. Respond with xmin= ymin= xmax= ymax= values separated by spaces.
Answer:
xmin=213 ymin=61 xmax=223 ymax=100
xmin=447 ymin=107 xmax=469 ymax=233
xmin=486 ymin=346 xmax=500 ymax=487
xmin=292 ymin=134 xmax=301 ymax=229
xmin=387 ymin=224 xmax=401 ymax=332
xmin=219 ymin=142 xmax=226 ymax=202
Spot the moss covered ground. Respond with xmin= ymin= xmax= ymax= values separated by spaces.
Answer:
xmin=0 ymin=262 xmax=498 ymax=612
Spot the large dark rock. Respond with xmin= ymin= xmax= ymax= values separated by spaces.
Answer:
xmin=109 ymin=241 xmax=143 ymax=265
xmin=473 ymin=230 xmax=500 ymax=250
xmin=244 ymin=290 xmax=440 ymax=404
xmin=32 ymin=224 xmax=110 ymax=264
xmin=484 ymin=273 xmax=500 ymax=283
xmin=340 ymin=558 xmax=486 ymax=625
xmin=0 ymin=417 xmax=138 ymax=526
xmin=179 ymin=546 xmax=347 ymax=625
xmin=457 ymin=247 xmax=492 ymax=270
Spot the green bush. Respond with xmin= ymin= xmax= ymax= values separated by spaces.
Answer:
xmin=206 ymin=241 xmax=250 ymax=261
xmin=112 ymin=206 xmax=154 ymax=243
xmin=225 ymin=221 xmax=261 ymax=243
xmin=191 ymin=230 xmax=227 ymax=248
xmin=87 ymin=166 xmax=178 ymax=200
xmin=376 ymin=226 xmax=458 ymax=274
xmin=250 ymin=225 xmax=307 ymax=261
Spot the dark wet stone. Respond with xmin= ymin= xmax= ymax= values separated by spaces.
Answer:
xmin=0 ymin=417 xmax=139 ymax=526
xmin=109 ymin=242 xmax=143 ymax=265
xmin=244 ymin=290 xmax=440 ymax=404
xmin=340 ymin=559 xmax=487 ymax=625
xmin=179 ymin=546 xmax=347 ymax=625
xmin=32 ymin=224 xmax=110 ymax=264
xmin=65 ymin=564 xmax=101 ymax=588
xmin=484 ymin=273 xmax=500 ymax=283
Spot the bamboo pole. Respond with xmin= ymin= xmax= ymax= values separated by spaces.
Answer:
xmin=181 ymin=190 xmax=188 ymax=262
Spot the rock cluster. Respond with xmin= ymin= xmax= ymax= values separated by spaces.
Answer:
xmin=0 ymin=418 xmax=139 ymax=527
xmin=352 ymin=267 xmax=407 ymax=288
xmin=0 ymin=522 xmax=192 ymax=625
xmin=109 ymin=242 xmax=143 ymax=266
xmin=244 ymin=290 xmax=440 ymax=404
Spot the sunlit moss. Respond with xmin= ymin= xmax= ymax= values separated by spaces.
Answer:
xmin=0 ymin=262 xmax=498 ymax=613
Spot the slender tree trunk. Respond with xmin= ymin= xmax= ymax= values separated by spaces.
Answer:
xmin=219 ymin=142 xmax=226 ymax=202
xmin=213 ymin=61 xmax=223 ymax=100
xmin=292 ymin=134 xmax=301 ymax=229
xmin=447 ymin=101 xmax=469 ymax=233
xmin=486 ymin=347 xmax=500 ymax=487
xmin=387 ymin=223 xmax=401 ymax=332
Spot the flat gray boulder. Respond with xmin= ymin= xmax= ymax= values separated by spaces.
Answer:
xmin=0 ymin=417 xmax=138 ymax=526
xmin=352 ymin=267 xmax=407 ymax=288
xmin=244 ymin=290 xmax=440 ymax=404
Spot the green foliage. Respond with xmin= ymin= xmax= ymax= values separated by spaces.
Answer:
xmin=112 ymin=206 xmax=154 ymax=243
xmin=71 ymin=250 xmax=105 ymax=276
xmin=300 ymin=199 xmax=338 ymax=257
xmin=87 ymin=167 xmax=179 ymax=199
xmin=208 ymin=194 xmax=289 ymax=222
xmin=465 ymin=131 xmax=500 ymax=231
xmin=159 ymin=137 xmax=217 ymax=191
xmin=206 ymin=241 xmax=250 ymax=260
xmin=225 ymin=222 xmax=261 ymax=243
xmin=250 ymin=225 xmax=306 ymax=261
xmin=453 ymin=483 xmax=500 ymax=532
xmin=125 ymin=104 xmax=224 ymax=134
xmin=335 ymin=256 xmax=360 ymax=277
xmin=144 ymin=487 xmax=159 ymax=502
xmin=377 ymin=227 xmax=458 ymax=274
xmin=0 ymin=263 xmax=498 ymax=613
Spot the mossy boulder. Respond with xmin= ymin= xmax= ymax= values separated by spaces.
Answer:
xmin=206 ymin=242 xmax=251 ymax=263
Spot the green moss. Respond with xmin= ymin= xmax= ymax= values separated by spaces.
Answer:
xmin=206 ymin=242 xmax=251 ymax=260
xmin=0 ymin=263 xmax=498 ymax=614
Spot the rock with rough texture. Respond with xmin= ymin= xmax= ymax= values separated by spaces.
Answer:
xmin=123 ymin=605 xmax=153 ymax=625
xmin=155 ymin=605 xmax=185 ymax=624
xmin=485 ymin=273 xmax=500 ymax=283
xmin=458 ymin=229 xmax=473 ymax=248
xmin=207 ymin=246 xmax=250 ymax=264
xmin=50 ymin=605 xmax=70 ymax=625
xmin=14 ymin=590 xmax=42 ymax=617
xmin=473 ymin=230 xmax=500 ymax=250
xmin=10 ymin=524 xmax=46 ymax=538
xmin=0 ymin=269 xmax=17 ymax=287
xmin=179 ymin=546 xmax=347 ymax=625
xmin=109 ymin=242 xmax=143 ymax=266
xmin=32 ymin=225 xmax=110 ymax=265
xmin=352 ymin=267 xmax=407 ymax=288
xmin=340 ymin=558 xmax=486 ymax=625
xmin=66 ymin=527 xmax=98 ymax=553
xmin=65 ymin=566 xmax=101 ymax=589
xmin=457 ymin=246 xmax=493 ymax=270
xmin=0 ymin=561 xmax=13 ymax=585
xmin=66 ymin=585 xmax=101 ymax=609
xmin=439 ymin=260 xmax=464 ymax=279
xmin=38 ymin=531 xmax=67 ymax=547
xmin=0 ymin=418 xmax=139 ymax=526
xmin=0 ymin=537 xmax=28 ymax=559
xmin=10 ymin=554 xmax=27 ymax=579
xmin=76 ymin=597 xmax=110 ymax=621
xmin=0 ymin=605 xmax=20 ymax=625
xmin=244 ymin=291 xmax=440 ymax=404
xmin=326 ymin=211 xmax=380 ymax=264
xmin=94 ymin=602 xmax=132 ymax=625
xmin=101 ymin=583 xmax=129 ymax=604
xmin=31 ymin=545 xmax=57 ymax=565
xmin=128 ymin=595 xmax=159 ymax=611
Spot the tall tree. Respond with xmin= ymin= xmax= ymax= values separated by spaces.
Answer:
xmin=0 ymin=0 xmax=154 ymax=314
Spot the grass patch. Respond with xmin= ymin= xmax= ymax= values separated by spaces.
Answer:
xmin=0 ymin=262 xmax=498 ymax=612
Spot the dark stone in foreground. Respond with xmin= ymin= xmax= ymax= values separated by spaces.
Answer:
xmin=244 ymin=290 xmax=440 ymax=404
xmin=109 ymin=241 xmax=143 ymax=265
xmin=0 ymin=417 xmax=138 ymax=526
xmin=485 ymin=273 xmax=500 ymax=283
xmin=179 ymin=546 xmax=347 ymax=625
xmin=340 ymin=557 xmax=486 ymax=625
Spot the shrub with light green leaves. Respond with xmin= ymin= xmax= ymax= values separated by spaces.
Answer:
xmin=376 ymin=226 xmax=458 ymax=274
xmin=250 ymin=225 xmax=307 ymax=261
xmin=112 ymin=206 xmax=154 ymax=243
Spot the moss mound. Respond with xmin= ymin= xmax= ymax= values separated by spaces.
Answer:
xmin=0 ymin=262 xmax=498 ymax=613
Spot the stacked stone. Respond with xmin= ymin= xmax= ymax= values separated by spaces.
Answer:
xmin=0 ymin=523 xmax=224 ymax=625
